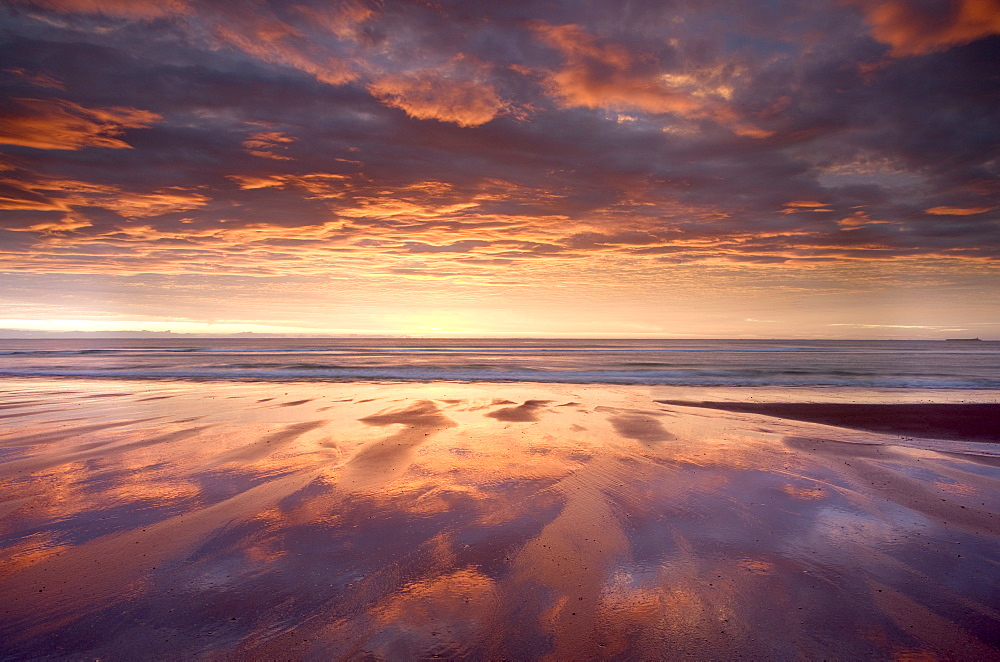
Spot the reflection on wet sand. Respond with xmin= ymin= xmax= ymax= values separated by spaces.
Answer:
xmin=0 ymin=379 xmax=998 ymax=659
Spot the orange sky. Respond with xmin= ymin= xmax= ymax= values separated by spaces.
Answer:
xmin=1 ymin=0 xmax=998 ymax=337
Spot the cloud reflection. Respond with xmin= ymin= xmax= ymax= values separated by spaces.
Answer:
xmin=1 ymin=381 xmax=998 ymax=658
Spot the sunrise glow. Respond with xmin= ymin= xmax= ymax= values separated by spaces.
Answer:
xmin=1 ymin=0 xmax=998 ymax=338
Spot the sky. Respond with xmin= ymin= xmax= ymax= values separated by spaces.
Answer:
xmin=0 ymin=0 xmax=998 ymax=338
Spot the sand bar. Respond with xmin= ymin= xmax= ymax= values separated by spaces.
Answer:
xmin=0 ymin=378 xmax=998 ymax=659
xmin=658 ymin=401 xmax=1000 ymax=442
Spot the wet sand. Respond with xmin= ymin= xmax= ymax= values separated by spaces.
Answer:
xmin=0 ymin=378 xmax=998 ymax=660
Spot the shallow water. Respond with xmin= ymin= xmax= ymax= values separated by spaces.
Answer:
xmin=0 ymin=379 xmax=997 ymax=660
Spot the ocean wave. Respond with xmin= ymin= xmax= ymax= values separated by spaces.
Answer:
xmin=1 ymin=367 xmax=998 ymax=389
xmin=2 ymin=339 xmax=998 ymax=389
xmin=2 ymin=344 xmax=997 ymax=357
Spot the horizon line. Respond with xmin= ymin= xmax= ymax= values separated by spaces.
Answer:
xmin=0 ymin=332 xmax=989 ymax=342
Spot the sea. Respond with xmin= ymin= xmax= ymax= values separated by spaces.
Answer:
xmin=1 ymin=338 xmax=999 ymax=389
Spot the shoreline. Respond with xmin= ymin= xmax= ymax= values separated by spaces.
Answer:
xmin=1 ymin=378 xmax=998 ymax=659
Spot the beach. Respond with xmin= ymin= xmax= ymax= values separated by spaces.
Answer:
xmin=1 ymin=377 xmax=998 ymax=660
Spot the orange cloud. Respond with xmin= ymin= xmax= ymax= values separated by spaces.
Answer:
xmin=368 ymin=67 xmax=505 ymax=127
xmin=213 ymin=16 xmax=357 ymax=86
xmin=12 ymin=213 xmax=92 ymax=234
xmin=98 ymin=189 xmax=210 ymax=218
xmin=924 ymin=205 xmax=996 ymax=215
xmin=859 ymin=0 xmax=1000 ymax=56
xmin=2 ymin=175 xmax=207 ymax=218
xmin=0 ymin=190 xmax=69 ymax=211
xmin=243 ymin=130 xmax=296 ymax=161
xmin=228 ymin=172 xmax=350 ymax=198
xmin=781 ymin=200 xmax=834 ymax=214
xmin=836 ymin=210 xmax=902 ymax=229
xmin=16 ymin=0 xmax=188 ymax=18
xmin=1 ymin=176 xmax=112 ymax=212
xmin=533 ymin=24 xmax=768 ymax=136
xmin=25 ymin=0 xmax=367 ymax=84
xmin=294 ymin=1 xmax=375 ymax=41
xmin=5 ymin=177 xmax=117 ymax=195
xmin=4 ymin=68 xmax=64 ymax=90
xmin=535 ymin=24 xmax=703 ymax=116
xmin=0 ymin=98 xmax=160 ymax=150
xmin=784 ymin=200 xmax=830 ymax=208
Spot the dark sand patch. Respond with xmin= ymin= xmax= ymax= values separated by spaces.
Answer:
xmin=359 ymin=400 xmax=454 ymax=429
xmin=609 ymin=415 xmax=676 ymax=443
xmin=0 ymin=417 xmax=164 ymax=448
xmin=0 ymin=401 xmax=43 ymax=410
xmin=783 ymin=436 xmax=891 ymax=459
xmin=216 ymin=420 xmax=328 ymax=463
xmin=136 ymin=396 xmax=173 ymax=402
xmin=596 ymin=405 xmax=668 ymax=417
xmin=0 ymin=426 xmax=211 ymax=476
xmin=347 ymin=401 xmax=456 ymax=481
xmin=277 ymin=399 xmax=314 ymax=407
xmin=487 ymin=400 xmax=552 ymax=422
xmin=0 ymin=409 xmax=70 ymax=420
xmin=657 ymin=401 xmax=1000 ymax=443
xmin=318 ymin=399 xmax=353 ymax=410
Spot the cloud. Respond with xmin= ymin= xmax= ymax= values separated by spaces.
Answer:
xmin=11 ymin=213 xmax=92 ymax=234
xmin=14 ymin=0 xmax=189 ymax=19
xmin=227 ymin=172 xmax=351 ymax=197
xmin=533 ymin=23 xmax=706 ymax=116
xmin=242 ymin=130 xmax=297 ymax=161
xmin=1 ymin=173 xmax=208 ymax=219
xmin=98 ymin=189 xmax=210 ymax=218
xmin=781 ymin=200 xmax=835 ymax=214
xmin=0 ymin=98 xmax=160 ymax=150
xmin=924 ymin=205 xmax=996 ymax=215
xmin=0 ymin=192 xmax=68 ymax=211
xmin=368 ymin=65 xmax=505 ymax=127
xmin=858 ymin=0 xmax=1000 ymax=56
xmin=1 ymin=0 xmax=998 ymax=285
xmin=293 ymin=1 xmax=376 ymax=41
xmin=211 ymin=17 xmax=357 ymax=86
xmin=4 ymin=68 xmax=64 ymax=90
xmin=531 ymin=22 xmax=769 ymax=137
